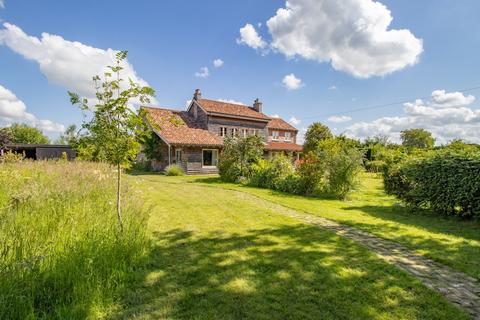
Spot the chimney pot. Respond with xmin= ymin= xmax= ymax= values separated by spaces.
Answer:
xmin=193 ymin=89 xmax=202 ymax=100
xmin=253 ymin=98 xmax=263 ymax=113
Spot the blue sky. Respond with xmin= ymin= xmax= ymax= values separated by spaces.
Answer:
xmin=1 ymin=0 xmax=480 ymax=144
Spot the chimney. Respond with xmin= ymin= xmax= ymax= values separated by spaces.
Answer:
xmin=193 ymin=88 xmax=202 ymax=101
xmin=253 ymin=98 xmax=263 ymax=113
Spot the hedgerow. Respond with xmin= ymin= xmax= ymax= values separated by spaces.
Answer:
xmin=383 ymin=152 xmax=480 ymax=218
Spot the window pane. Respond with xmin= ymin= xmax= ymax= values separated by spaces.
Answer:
xmin=203 ymin=150 xmax=213 ymax=166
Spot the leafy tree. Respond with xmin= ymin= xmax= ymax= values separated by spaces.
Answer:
xmin=365 ymin=134 xmax=390 ymax=147
xmin=400 ymin=128 xmax=434 ymax=149
xmin=69 ymin=51 xmax=155 ymax=232
xmin=0 ymin=128 xmax=13 ymax=148
xmin=219 ymin=135 xmax=264 ymax=182
xmin=55 ymin=124 xmax=79 ymax=145
xmin=5 ymin=123 xmax=49 ymax=144
xmin=303 ymin=122 xmax=333 ymax=153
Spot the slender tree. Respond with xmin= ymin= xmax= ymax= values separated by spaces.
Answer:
xmin=68 ymin=51 xmax=155 ymax=231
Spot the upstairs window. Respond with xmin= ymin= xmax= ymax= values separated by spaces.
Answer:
xmin=242 ymin=129 xmax=248 ymax=138
xmin=284 ymin=132 xmax=291 ymax=142
xmin=272 ymin=131 xmax=279 ymax=141
xmin=220 ymin=127 xmax=228 ymax=137
xmin=230 ymin=128 xmax=238 ymax=137
xmin=251 ymin=129 xmax=258 ymax=136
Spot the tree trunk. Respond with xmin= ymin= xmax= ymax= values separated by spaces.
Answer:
xmin=116 ymin=162 xmax=124 ymax=232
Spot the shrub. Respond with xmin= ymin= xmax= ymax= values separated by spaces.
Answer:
xmin=365 ymin=160 xmax=386 ymax=173
xmin=325 ymin=146 xmax=363 ymax=199
xmin=296 ymin=152 xmax=326 ymax=195
xmin=383 ymin=153 xmax=480 ymax=218
xmin=0 ymin=150 xmax=24 ymax=163
xmin=165 ymin=164 xmax=185 ymax=176
xmin=249 ymin=155 xmax=296 ymax=191
xmin=219 ymin=136 xmax=264 ymax=182
xmin=0 ymin=161 xmax=148 ymax=318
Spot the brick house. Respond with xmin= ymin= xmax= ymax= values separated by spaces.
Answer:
xmin=143 ymin=89 xmax=302 ymax=174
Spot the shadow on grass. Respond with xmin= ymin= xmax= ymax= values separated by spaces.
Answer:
xmin=193 ymin=177 xmax=480 ymax=240
xmin=343 ymin=205 xmax=480 ymax=242
xmin=111 ymin=225 xmax=462 ymax=320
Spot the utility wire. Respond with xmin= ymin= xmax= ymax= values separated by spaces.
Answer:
xmin=299 ymin=85 xmax=480 ymax=121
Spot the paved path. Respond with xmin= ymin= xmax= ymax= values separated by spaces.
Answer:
xmin=231 ymin=190 xmax=480 ymax=319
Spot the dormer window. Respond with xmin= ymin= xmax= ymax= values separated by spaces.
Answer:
xmin=272 ymin=131 xmax=279 ymax=141
xmin=285 ymin=132 xmax=291 ymax=142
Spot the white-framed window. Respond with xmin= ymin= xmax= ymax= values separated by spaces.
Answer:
xmin=175 ymin=148 xmax=183 ymax=164
xmin=251 ymin=129 xmax=258 ymax=136
xmin=284 ymin=132 xmax=291 ymax=142
xmin=272 ymin=131 xmax=279 ymax=141
xmin=242 ymin=129 xmax=248 ymax=138
xmin=230 ymin=128 xmax=238 ymax=137
xmin=202 ymin=149 xmax=219 ymax=167
xmin=220 ymin=127 xmax=228 ymax=137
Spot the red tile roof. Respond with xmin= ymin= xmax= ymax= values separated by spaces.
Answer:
xmin=196 ymin=99 xmax=271 ymax=121
xmin=267 ymin=118 xmax=298 ymax=131
xmin=143 ymin=107 xmax=223 ymax=147
xmin=265 ymin=141 xmax=303 ymax=152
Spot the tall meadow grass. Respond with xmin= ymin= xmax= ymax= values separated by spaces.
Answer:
xmin=0 ymin=161 xmax=148 ymax=319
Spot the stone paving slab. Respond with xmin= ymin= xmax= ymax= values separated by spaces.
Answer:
xmin=231 ymin=191 xmax=480 ymax=319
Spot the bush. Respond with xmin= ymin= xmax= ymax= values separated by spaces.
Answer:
xmin=219 ymin=136 xmax=264 ymax=182
xmin=325 ymin=146 xmax=363 ymax=199
xmin=249 ymin=156 xmax=296 ymax=191
xmin=296 ymin=152 xmax=326 ymax=195
xmin=365 ymin=160 xmax=386 ymax=172
xmin=165 ymin=164 xmax=185 ymax=176
xmin=383 ymin=153 xmax=480 ymax=218
xmin=0 ymin=161 xmax=148 ymax=318
xmin=0 ymin=150 xmax=24 ymax=163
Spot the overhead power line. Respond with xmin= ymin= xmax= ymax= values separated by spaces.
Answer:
xmin=299 ymin=85 xmax=480 ymax=121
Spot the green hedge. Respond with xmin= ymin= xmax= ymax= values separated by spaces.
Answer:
xmin=383 ymin=153 xmax=480 ymax=218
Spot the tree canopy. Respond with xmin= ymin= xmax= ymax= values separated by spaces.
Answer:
xmin=303 ymin=122 xmax=333 ymax=153
xmin=2 ymin=123 xmax=49 ymax=144
xmin=400 ymin=128 xmax=435 ymax=149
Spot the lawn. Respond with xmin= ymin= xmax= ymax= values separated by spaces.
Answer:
xmin=113 ymin=173 xmax=471 ymax=319
xmin=171 ymin=172 xmax=480 ymax=280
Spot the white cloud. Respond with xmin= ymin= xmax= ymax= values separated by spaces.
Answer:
xmin=297 ymin=127 xmax=308 ymax=144
xmin=289 ymin=116 xmax=301 ymax=125
xmin=328 ymin=115 xmax=352 ymax=123
xmin=236 ymin=23 xmax=267 ymax=50
xmin=195 ymin=66 xmax=209 ymax=78
xmin=213 ymin=59 xmax=224 ymax=68
xmin=328 ymin=85 xmax=337 ymax=90
xmin=270 ymin=114 xmax=280 ymax=118
xmin=0 ymin=23 xmax=155 ymax=103
xmin=0 ymin=84 xmax=64 ymax=133
xmin=217 ymin=98 xmax=244 ymax=105
xmin=346 ymin=90 xmax=480 ymax=144
xmin=282 ymin=73 xmax=304 ymax=90
xmin=260 ymin=0 xmax=423 ymax=78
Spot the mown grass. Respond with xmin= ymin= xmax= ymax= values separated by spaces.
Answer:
xmin=115 ymin=173 xmax=469 ymax=319
xmin=0 ymin=161 xmax=148 ymax=319
xmin=136 ymin=172 xmax=480 ymax=281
